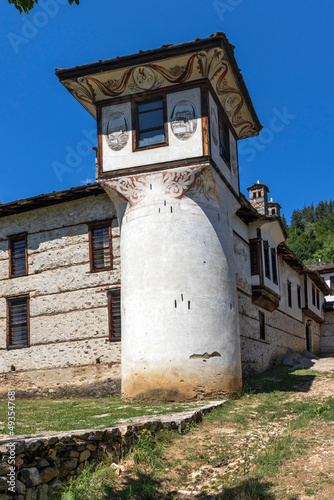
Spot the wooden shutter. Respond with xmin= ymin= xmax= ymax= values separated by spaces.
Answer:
xmin=89 ymin=224 xmax=113 ymax=272
xmin=7 ymin=298 xmax=29 ymax=347
xmin=9 ymin=236 xmax=27 ymax=276
xmin=108 ymin=289 xmax=121 ymax=341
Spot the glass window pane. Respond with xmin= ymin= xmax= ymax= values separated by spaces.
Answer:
xmin=138 ymin=109 xmax=164 ymax=131
xmin=139 ymin=129 xmax=165 ymax=147
xmin=138 ymin=100 xmax=163 ymax=113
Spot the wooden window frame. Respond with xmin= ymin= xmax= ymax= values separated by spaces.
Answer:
xmin=259 ymin=311 xmax=265 ymax=340
xmin=7 ymin=295 xmax=30 ymax=349
xmin=263 ymin=241 xmax=271 ymax=280
xmin=88 ymin=220 xmax=113 ymax=273
xmin=8 ymin=233 xmax=28 ymax=278
xmin=132 ymin=95 xmax=168 ymax=152
xmin=271 ymin=248 xmax=278 ymax=285
xmin=108 ymin=289 xmax=121 ymax=342
xmin=312 ymin=285 xmax=316 ymax=306
xmin=249 ymin=239 xmax=261 ymax=276
xmin=297 ymin=285 xmax=302 ymax=309
xmin=218 ymin=112 xmax=230 ymax=167
xmin=316 ymin=290 xmax=320 ymax=310
xmin=287 ymin=281 xmax=292 ymax=308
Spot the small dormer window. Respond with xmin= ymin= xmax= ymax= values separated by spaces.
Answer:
xmin=134 ymin=97 xmax=168 ymax=150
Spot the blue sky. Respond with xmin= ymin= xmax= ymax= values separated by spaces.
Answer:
xmin=1 ymin=0 xmax=333 ymax=222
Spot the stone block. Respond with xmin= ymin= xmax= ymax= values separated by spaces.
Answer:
xmin=79 ymin=450 xmax=91 ymax=463
xmin=40 ymin=466 xmax=58 ymax=483
xmin=18 ymin=468 xmax=42 ymax=487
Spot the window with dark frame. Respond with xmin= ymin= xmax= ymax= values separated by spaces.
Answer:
xmin=135 ymin=98 xmax=166 ymax=149
xmin=89 ymin=223 xmax=113 ymax=272
xmin=271 ymin=248 xmax=278 ymax=284
xmin=259 ymin=311 xmax=265 ymax=340
xmin=108 ymin=289 xmax=121 ymax=341
xmin=218 ymin=114 xmax=230 ymax=165
xmin=287 ymin=281 xmax=292 ymax=308
xmin=263 ymin=242 xmax=271 ymax=280
xmin=9 ymin=235 xmax=27 ymax=277
xmin=312 ymin=285 xmax=316 ymax=306
xmin=331 ymin=277 xmax=334 ymax=296
xmin=250 ymin=240 xmax=259 ymax=275
xmin=316 ymin=290 xmax=320 ymax=310
xmin=7 ymin=297 xmax=29 ymax=348
xmin=297 ymin=285 xmax=301 ymax=309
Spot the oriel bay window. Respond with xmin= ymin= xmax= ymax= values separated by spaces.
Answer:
xmin=108 ymin=289 xmax=121 ymax=341
xmin=7 ymin=296 xmax=29 ymax=348
xmin=89 ymin=222 xmax=113 ymax=272
xmin=9 ymin=234 xmax=27 ymax=277
xmin=134 ymin=97 xmax=167 ymax=150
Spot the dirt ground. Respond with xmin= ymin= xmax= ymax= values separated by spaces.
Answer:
xmin=112 ymin=357 xmax=334 ymax=499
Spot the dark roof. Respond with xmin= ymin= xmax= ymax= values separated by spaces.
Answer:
xmin=55 ymin=32 xmax=261 ymax=133
xmin=247 ymin=182 xmax=269 ymax=192
xmin=305 ymin=262 xmax=334 ymax=274
xmin=0 ymin=183 xmax=104 ymax=219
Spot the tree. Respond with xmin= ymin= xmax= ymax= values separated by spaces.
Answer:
xmin=8 ymin=0 xmax=79 ymax=14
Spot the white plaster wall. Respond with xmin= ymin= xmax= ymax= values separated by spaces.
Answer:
xmin=277 ymin=257 xmax=303 ymax=321
xmin=0 ymin=194 xmax=121 ymax=382
xmin=102 ymin=88 xmax=203 ymax=172
xmin=119 ymin=165 xmax=242 ymax=400
xmin=208 ymin=93 xmax=238 ymax=194
xmin=305 ymin=276 xmax=324 ymax=319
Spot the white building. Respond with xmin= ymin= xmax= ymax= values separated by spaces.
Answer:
xmin=0 ymin=34 xmax=331 ymax=401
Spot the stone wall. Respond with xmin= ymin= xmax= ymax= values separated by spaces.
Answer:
xmin=0 ymin=194 xmax=121 ymax=398
xmin=0 ymin=402 xmax=223 ymax=499
xmin=321 ymin=310 xmax=334 ymax=353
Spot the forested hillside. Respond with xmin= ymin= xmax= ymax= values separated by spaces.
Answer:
xmin=284 ymin=200 xmax=334 ymax=263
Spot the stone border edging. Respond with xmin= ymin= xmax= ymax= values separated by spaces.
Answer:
xmin=0 ymin=401 xmax=225 ymax=499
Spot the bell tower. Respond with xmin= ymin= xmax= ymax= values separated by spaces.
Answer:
xmin=56 ymin=33 xmax=262 ymax=401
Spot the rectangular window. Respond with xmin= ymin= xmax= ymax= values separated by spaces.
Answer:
xmin=259 ymin=311 xmax=265 ymax=340
xmin=297 ymin=285 xmax=301 ymax=309
xmin=287 ymin=281 xmax=292 ymax=308
xmin=312 ymin=285 xmax=316 ymax=306
xmin=7 ymin=297 xmax=29 ymax=348
xmin=134 ymin=98 xmax=167 ymax=149
xmin=271 ymin=248 xmax=278 ymax=284
xmin=218 ymin=115 xmax=230 ymax=165
xmin=108 ymin=289 xmax=121 ymax=341
xmin=89 ymin=223 xmax=113 ymax=272
xmin=9 ymin=235 xmax=27 ymax=277
xmin=316 ymin=290 xmax=320 ymax=310
xmin=263 ymin=242 xmax=271 ymax=280
xmin=250 ymin=240 xmax=259 ymax=275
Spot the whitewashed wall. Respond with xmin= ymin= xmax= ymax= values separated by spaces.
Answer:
xmin=102 ymin=88 xmax=203 ymax=172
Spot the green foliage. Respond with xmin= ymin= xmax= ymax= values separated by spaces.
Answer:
xmin=8 ymin=0 xmax=79 ymax=14
xmin=286 ymin=199 xmax=334 ymax=262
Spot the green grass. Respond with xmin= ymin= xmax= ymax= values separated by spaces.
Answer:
xmin=51 ymin=363 xmax=334 ymax=499
xmin=0 ymin=397 xmax=206 ymax=435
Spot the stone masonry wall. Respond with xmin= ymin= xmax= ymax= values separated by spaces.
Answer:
xmin=0 ymin=194 xmax=121 ymax=398
xmin=321 ymin=310 xmax=334 ymax=353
